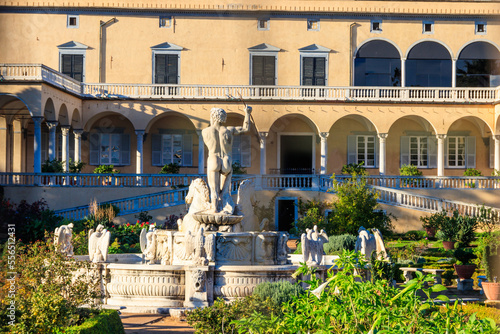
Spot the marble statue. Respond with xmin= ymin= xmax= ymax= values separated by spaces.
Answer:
xmin=88 ymin=224 xmax=111 ymax=263
xmin=372 ymin=228 xmax=390 ymax=261
xmin=301 ymin=225 xmax=328 ymax=265
xmin=201 ymin=106 xmax=252 ymax=214
xmin=234 ymin=179 xmax=269 ymax=232
xmin=177 ymin=178 xmax=211 ymax=233
xmin=140 ymin=225 xmax=158 ymax=264
xmin=54 ymin=223 xmax=74 ymax=256
xmin=354 ymin=226 xmax=377 ymax=261
xmin=277 ymin=232 xmax=292 ymax=264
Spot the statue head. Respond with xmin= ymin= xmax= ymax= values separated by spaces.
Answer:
xmin=210 ymin=107 xmax=227 ymax=124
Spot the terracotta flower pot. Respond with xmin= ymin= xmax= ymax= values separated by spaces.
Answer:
xmin=443 ymin=241 xmax=455 ymax=250
xmin=482 ymin=282 xmax=500 ymax=301
xmin=454 ymin=264 xmax=476 ymax=280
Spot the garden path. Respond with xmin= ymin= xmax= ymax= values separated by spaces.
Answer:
xmin=120 ymin=313 xmax=194 ymax=334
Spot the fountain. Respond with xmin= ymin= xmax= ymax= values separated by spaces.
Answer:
xmin=78 ymin=105 xmax=332 ymax=313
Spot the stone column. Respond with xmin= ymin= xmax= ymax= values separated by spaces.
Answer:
xmin=135 ymin=130 xmax=145 ymax=175
xmin=401 ymin=58 xmax=406 ymax=88
xmin=259 ymin=132 xmax=269 ymax=175
xmin=46 ymin=121 xmax=58 ymax=160
xmin=33 ymin=117 xmax=43 ymax=173
xmin=378 ymin=133 xmax=388 ymax=175
xmin=0 ymin=118 xmax=7 ymax=172
xmin=197 ymin=130 xmax=204 ymax=174
xmin=73 ymin=129 xmax=83 ymax=162
xmin=495 ymin=135 xmax=500 ymax=172
xmin=12 ymin=120 xmax=23 ymax=173
xmin=319 ymin=132 xmax=329 ymax=175
xmin=61 ymin=126 xmax=70 ymax=172
xmin=452 ymin=59 xmax=457 ymax=88
xmin=437 ymin=134 xmax=447 ymax=177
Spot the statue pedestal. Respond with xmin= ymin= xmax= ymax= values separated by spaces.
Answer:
xmin=184 ymin=266 xmax=214 ymax=308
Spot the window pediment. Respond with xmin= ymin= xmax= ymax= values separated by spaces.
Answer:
xmin=57 ymin=41 xmax=89 ymax=50
xmin=298 ymin=44 xmax=331 ymax=53
xmin=151 ymin=42 xmax=184 ymax=51
xmin=248 ymin=43 xmax=281 ymax=52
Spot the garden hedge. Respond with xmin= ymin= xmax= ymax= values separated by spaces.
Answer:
xmin=66 ymin=309 xmax=124 ymax=334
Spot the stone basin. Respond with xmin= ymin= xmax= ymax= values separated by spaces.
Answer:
xmin=192 ymin=211 xmax=244 ymax=226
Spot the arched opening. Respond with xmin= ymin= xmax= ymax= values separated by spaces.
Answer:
xmin=457 ymin=41 xmax=500 ymax=87
xmin=354 ymin=40 xmax=401 ymax=86
xmin=406 ymin=41 xmax=452 ymax=87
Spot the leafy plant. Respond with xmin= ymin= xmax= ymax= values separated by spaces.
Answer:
xmin=93 ymin=165 xmax=119 ymax=174
xmin=404 ymin=230 xmax=427 ymax=241
xmin=328 ymin=174 xmax=394 ymax=235
xmin=252 ymin=281 xmax=304 ymax=313
xmin=159 ymin=162 xmax=180 ymax=174
xmin=232 ymin=161 xmax=247 ymax=175
xmin=453 ymin=248 xmax=477 ymax=265
xmin=420 ymin=211 xmax=446 ymax=231
xmin=69 ymin=159 xmax=86 ymax=173
xmin=164 ymin=214 xmax=181 ymax=230
xmin=463 ymin=168 xmax=482 ymax=176
xmin=480 ymin=230 xmax=500 ymax=282
xmin=399 ymin=164 xmax=423 ymax=187
xmin=341 ymin=162 xmax=367 ymax=176
xmin=41 ymin=159 xmax=64 ymax=173
xmin=289 ymin=207 xmax=328 ymax=237
xmin=135 ymin=211 xmax=152 ymax=224
xmin=439 ymin=211 xmax=460 ymax=242
xmin=492 ymin=169 xmax=500 ymax=177
xmin=454 ymin=213 xmax=479 ymax=248
xmin=323 ymin=234 xmax=357 ymax=255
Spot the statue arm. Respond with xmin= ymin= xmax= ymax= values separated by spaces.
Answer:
xmin=231 ymin=106 xmax=252 ymax=135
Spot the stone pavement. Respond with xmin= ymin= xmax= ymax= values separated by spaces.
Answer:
xmin=120 ymin=313 xmax=195 ymax=334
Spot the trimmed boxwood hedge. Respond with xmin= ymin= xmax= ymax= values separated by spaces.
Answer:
xmin=66 ymin=309 xmax=125 ymax=334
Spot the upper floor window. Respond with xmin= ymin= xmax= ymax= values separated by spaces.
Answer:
xmin=89 ymin=132 xmax=130 ymax=166
xmin=258 ymin=18 xmax=270 ymax=31
xmin=423 ymin=21 xmax=434 ymax=34
xmin=299 ymin=44 xmax=330 ymax=88
xmin=457 ymin=41 xmax=500 ymax=87
xmin=151 ymin=42 xmax=183 ymax=85
xmin=405 ymin=41 xmax=452 ymax=87
xmin=57 ymin=41 xmax=89 ymax=82
xmin=67 ymin=15 xmax=79 ymax=28
xmin=371 ymin=20 xmax=382 ymax=33
xmin=248 ymin=43 xmax=280 ymax=86
xmin=475 ymin=22 xmax=486 ymax=35
xmin=354 ymin=40 xmax=401 ymax=87
xmin=151 ymin=133 xmax=193 ymax=166
xmin=307 ymin=19 xmax=320 ymax=31
xmin=159 ymin=16 xmax=172 ymax=28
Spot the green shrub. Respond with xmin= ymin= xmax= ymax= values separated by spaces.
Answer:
xmin=69 ymin=159 xmax=86 ymax=173
xmin=420 ymin=211 xmax=446 ymax=231
xmin=253 ymin=281 xmax=304 ymax=311
xmin=492 ymin=169 xmax=500 ymax=177
xmin=42 ymin=159 xmax=64 ymax=173
xmin=404 ymin=230 xmax=427 ymax=241
xmin=323 ymin=234 xmax=357 ymax=255
xmin=159 ymin=162 xmax=180 ymax=174
xmin=341 ymin=162 xmax=367 ymax=176
xmin=93 ymin=165 xmax=119 ymax=174
xmin=453 ymin=248 xmax=477 ymax=265
xmin=232 ymin=161 xmax=247 ymax=175
xmin=65 ymin=309 xmax=125 ymax=334
xmin=463 ymin=168 xmax=482 ymax=177
xmin=399 ymin=164 xmax=423 ymax=176
xmin=290 ymin=207 xmax=328 ymax=237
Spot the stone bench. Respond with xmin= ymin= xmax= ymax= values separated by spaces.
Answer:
xmin=400 ymin=267 xmax=445 ymax=285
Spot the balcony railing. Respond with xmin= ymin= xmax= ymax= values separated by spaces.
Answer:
xmin=1 ymin=64 xmax=499 ymax=103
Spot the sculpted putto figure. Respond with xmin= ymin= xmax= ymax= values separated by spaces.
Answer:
xmin=354 ymin=226 xmax=377 ymax=261
xmin=54 ymin=223 xmax=75 ymax=256
xmin=201 ymin=106 xmax=252 ymax=214
xmin=301 ymin=225 xmax=328 ymax=265
xmin=140 ymin=225 xmax=158 ymax=264
xmin=88 ymin=224 xmax=111 ymax=263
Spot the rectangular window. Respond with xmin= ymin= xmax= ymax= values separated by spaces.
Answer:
xmin=357 ymin=135 xmax=375 ymax=167
xmin=423 ymin=21 xmax=434 ymax=34
xmin=447 ymin=136 xmax=466 ymax=167
xmin=89 ymin=133 xmax=130 ymax=166
xmin=258 ymin=19 xmax=269 ymax=31
xmin=61 ymin=54 xmax=84 ymax=82
xmin=475 ymin=22 xmax=486 ymax=34
xmin=152 ymin=133 xmax=193 ymax=166
xmin=232 ymin=135 xmax=251 ymax=167
xmin=307 ymin=19 xmax=320 ymax=31
xmin=67 ymin=15 xmax=79 ymax=28
xmin=302 ymin=57 xmax=326 ymax=86
xmin=154 ymin=54 xmax=179 ymax=84
xmin=371 ymin=20 xmax=382 ymax=32
xmin=409 ymin=136 xmax=428 ymax=167
xmin=159 ymin=16 xmax=172 ymax=28
xmin=252 ymin=55 xmax=275 ymax=85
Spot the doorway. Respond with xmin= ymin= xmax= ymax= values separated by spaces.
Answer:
xmin=279 ymin=134 xmax=314 ymax=174
xmin=275 ymin=198 xmax=298 ymax=232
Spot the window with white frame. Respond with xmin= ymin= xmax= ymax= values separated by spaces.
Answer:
xmin=151 ymin=42 xmax=183 ymax=85
xmin=258 ymin=18 xmax=269 ymax=31
xmin=447 ymin=136 xmax=474 ymax=168
xmin=89 ymin=132 xmax=130 ymax=166
xmin=248 ymin=44 xmax=280 ymax=86
xmin=400 ymin=135 xmax=437 ymax=168
xmin=423 ymin=21 xmax=434 ymax=34
xmin=371 ymin=20 xmax=382 ymax=33
xmin=307 ymin=19 xmax=320 ymax=31
xmin=151 ymin=133 xmax=193 ymax=166
xmin=232 ymin=135 xmax=252 ymax=167
xmin=347 ymin=135 xmax=378 ymax=167
xmin=475 ymin=22 xmax=486 ymax=34
xmin=58 ymin=41 xmax=88 ymax=82
xmin=159 ymin=16 xmax=172 ymax=28
xmin=67 ymin=15 xmax=79 ymax=28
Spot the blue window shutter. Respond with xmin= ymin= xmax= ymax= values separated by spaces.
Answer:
xmin=232 ymin=135 xmax=241 ymax=163
xmin=121 ymin=134 xmax=130 ymax=166
xmin=444 ymin=137 xmax=449 ymax=168
xmin=428 ymin=136 xmax=437 ymax=168
xmin=374 ymin=135 xmax=379 ymax=168
xmin=347 ymin=135 xmax=356 ymax=164
xmin=490 ymin=137 xmax=494 ymax=169
xmin=466 ymin=136 xmax=476 ymax=168
xmin=240 ymin=135 xmax=252 ymax=167
xmin=152 ymin=134 xmax=162 ymax=166
xmin=89 ymin=133 xmax=100 ymax=165
xmin=400 ymin=136 xmax=410 ymax=167
xmin=183 ymin=134 xmax=193 ymax=166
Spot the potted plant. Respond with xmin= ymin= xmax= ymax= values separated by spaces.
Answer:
xmin=463 ymin=168 xmax=482 ymax=188
xmin=69 ymin=159 xmax=86 ymax=173
xmin=419 ymin=211 xmax=446 ymax=238
xmin=481 ymin=231 xmax=500 ymax=301
xmin=159 ymin=162 xmax=180 ymax=174
xmin=93 ymin=165 xmax=120 ymax=185
xmin=439 ymin=211 xmax=459 ymax=250
xmin=41 ymin=159 xmax=64 ymax=185
xmin=341 ymin=162 xmax=367 ymax=176
xmin=232 ymin=161 xmax=247 ymax=175
xmin=399 ymin=164 xmax=423 ymax=187
xmin=453 ymin=248 xmax=477 ymax=280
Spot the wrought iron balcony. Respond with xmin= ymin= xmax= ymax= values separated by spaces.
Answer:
xmin=1 ymin=63 xmax=499 ymax=104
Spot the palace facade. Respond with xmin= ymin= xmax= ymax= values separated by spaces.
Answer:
xmin=1 ymin=0 xmax=499 ymax=178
